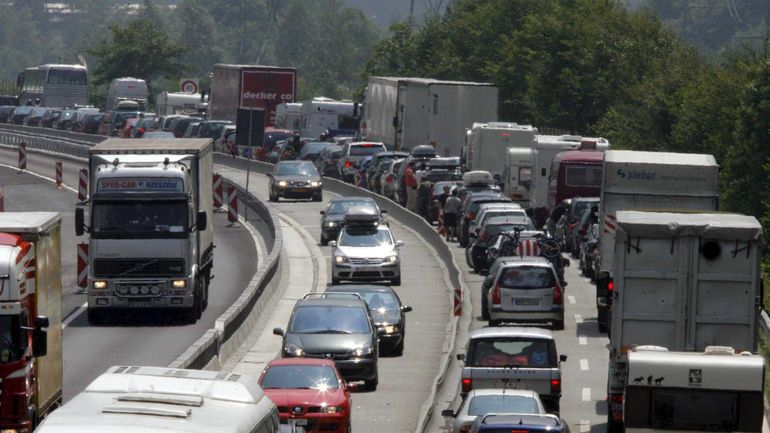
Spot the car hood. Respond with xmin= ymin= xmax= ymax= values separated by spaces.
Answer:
xmin=288 ymin=333 xmax=372 ymax=354
xmin=263 ymin=388 xmax=346 ymax=407
xmin=274 ymin=174 xmax=321 ymax=182
xmin=336 ymin=244 xmax=396 ymax=258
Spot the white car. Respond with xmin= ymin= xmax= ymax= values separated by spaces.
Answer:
xmin=442 ymin=389 xmax=547 ymax=433
xmin=336 ymin=141 xmax=387 ymax=182
xmin=329 ymin=208 xmax=403 ymax=285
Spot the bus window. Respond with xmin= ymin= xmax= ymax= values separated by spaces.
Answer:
xmin=565 ymin=165 xmax=602 ymax=187
xmin=47 ymin=69 xmax=87 ymax=86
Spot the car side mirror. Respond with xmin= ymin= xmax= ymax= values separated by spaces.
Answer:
xmin=266 ymin=173 xmax=273 ymax=177
xmin=456 ymin=353 xmax=466 ymax=361
xmin=272 ymin=327 xmax=284 ymax=337
xmin=395 ymin=240 xmax=404 ymax=247
xmin=401 ymin=305 xmax=412 ymax=313
xmin=32 ymin=316 xmax=48 ymax=357
xmin=559 ymin=354 xmax=568 ymax=363
xmin=328 ymin=241 xmax=337 ymax=248
xmin=320 ymin=210 xmax=326 ymax=215
xmin=441 ymin=409 xmax=455 ymax=418
xmin=195 ymin=210 xmax=207 ymax=232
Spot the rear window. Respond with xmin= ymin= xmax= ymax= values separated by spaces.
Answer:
xmin=350 ymin=144 xmax=386 ymax=156
xmin=468 ymin=338 xmax=556 ymax=368
xmin=497 ymin=266 xmax=555 ymax=289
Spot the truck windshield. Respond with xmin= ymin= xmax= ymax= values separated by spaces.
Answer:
xmin=0 ymin=315 xmax=24 ymax=362
xmin=92 ymin=200 xmax=188 ymax=239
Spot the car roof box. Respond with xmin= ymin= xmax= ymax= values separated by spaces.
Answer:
xmin=344 ymin=206 xmax=380 ymax=226
xmin=411 ymin=145 xmax=437 ymax=158
xmin=463 ymin=170 xmax=493 ymax=185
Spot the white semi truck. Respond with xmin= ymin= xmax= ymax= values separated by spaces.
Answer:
xmin=76 ymin=138 xmax=214 ymax=324
xmin=363 ymin=77 xmax=498 ymax=156
xmin=595 ymin=150 xmax=719 ymax=332
xmin=605 ymin=211 xmax=763 ymax=433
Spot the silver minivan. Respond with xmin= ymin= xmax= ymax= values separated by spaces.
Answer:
xmin=485 ymin=256 xmax=565 ymax=329
xmin=458 ymin=327 xmax=566 ymax=412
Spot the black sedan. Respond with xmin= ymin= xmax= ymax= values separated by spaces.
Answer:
xmin=325 ymin=285 xmax=412 ymax=356
xmin=319 ymin=196 xmax=384 ymax=245
xmin=268 ymin=160 xmax=323 ymax=202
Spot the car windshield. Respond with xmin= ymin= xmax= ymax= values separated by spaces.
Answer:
xmin=301 ymin=143 xmax=328 ymax=156
xmin=350 ymin=144 xmax=385 ymax=156
xmin=199 ymin=122 xmax=229 ymax=138
xmin=91 ymin=200 xmax=188 ymax=239
xmin=290 ymin=305 xmax=370 ymax=333
xmin=327 ymin=199 xmax=377 ymax=215
xmin=261 ymin=365 xmax=339 ymax=390
xmin=468 ymin=338 xmax=555 ymax=367
xmin=467 ymin=395 xmax=541 ymax=416
xmin=339 ymin=228 xmax=392 ymax=247
xmin=356 ymin=291 xmax=399 ymax=312
xmin=276 ymin=163 xmax=317 ymax=176
xmin=498 ymin=266 xmax=555 ymax=289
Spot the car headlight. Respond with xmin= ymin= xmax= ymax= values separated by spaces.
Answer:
xmin=278 ymin=180 xmax=288 ymax=187
xmin=325 ymin=221 xmax=339 ymax=227
xmin=334 ymin=255 xmax=348 ymax=264
xmin=386 ymin=254 xmax=398 ymax=263
xmin=382 ymin=325 xmax=400 ymax=334
xmin=285 ymin=343 xmax=304 ymax=357
xmin=310 ymin=181 xmax=321 ymax=187
xmin=320 ymin=405 xmax=343 ymax=414
xmin=354 ymin=346 xmax=373 ymax=357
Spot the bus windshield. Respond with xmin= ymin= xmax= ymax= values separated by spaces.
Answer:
xmin=47 ymin=69 xmax=87 ymax=86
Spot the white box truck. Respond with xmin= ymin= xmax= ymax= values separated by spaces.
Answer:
xmin=299 ymin=97 xmax=360 ymax=139
xmin=75 ymin=138 xmax=214 ymax=324
xmin=363 ymin=77 xmax=498 ymax=156
xmin=595 ymin=150 xmax=719 ymax=331
xmin=605 ymin=211 xmax=763 ymax=433
xmin=106 ymin=77 xmax=148 ymax=111
xmin=465 ymin=122 xmax=537 ymax=177
xmin=35 ymin=366 xmax=280 ymax=433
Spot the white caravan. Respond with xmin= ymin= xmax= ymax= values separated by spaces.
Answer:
xmin=156 ymin=91 xmax=207 ymax=116
xmin=465 ymin=122 xmax=537 ymax=176
xmin=502 ymin=147 xmax=534 ymax=206
xmin=300 ymin=97 xmax=359 ymax=139
xmin=275 ymin=102 xmax=302 ymax=131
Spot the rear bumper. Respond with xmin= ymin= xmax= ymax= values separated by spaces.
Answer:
xmin=489 ymin=307 xmax=563 ymax=323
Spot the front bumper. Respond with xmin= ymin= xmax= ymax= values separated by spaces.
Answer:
xmin=378 ymin=331 xmax=404 ymax=351
xmin=88 ymin=278 xmax=193 ymax=309
xmin=332 ymin=261 xmax=400 ymax=282
xmin=276 ymin=184 xmax=322 ymax=198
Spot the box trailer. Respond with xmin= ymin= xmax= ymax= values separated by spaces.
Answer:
xmin=209 ymin=64 xmax=297 ymax=126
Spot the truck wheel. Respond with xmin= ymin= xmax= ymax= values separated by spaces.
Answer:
xmin=87 ymin=308 xmax=106 ymax=325
xmin=607 ymin=415 xmax=624 ymax=433
xmin=183 ymin=285 xmax=203 ymax=323
xmin=202 ymin=276 xmax=210 ymax=311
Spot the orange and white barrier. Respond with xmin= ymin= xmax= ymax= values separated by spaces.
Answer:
xmin=78 ymin=168 xmax=88 ymax=201
xmin=517 ymin=239 xmax=542 ymax=257
xmin=77 ymin=243 xmax=88 ymax=289
xmin=213 ymin=174 xmax=223 ymax=209
xmin=227 ymin=186 xmax=237 ymax=224
xmin=454 ymin=287 xmax=462 ymax=316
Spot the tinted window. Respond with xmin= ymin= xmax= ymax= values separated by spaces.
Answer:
xmin=350 ymin=144 xmax=386 ymax=156
xmin=565 ymin=166 xmax=602 ymax=187
xmin=276 ymin=162 xmax=317 ymax=176
xmin=468 ymin=338 xmax=556 ymax=367
xmin=647 ymin=388 xmax=744 ymax=432
xmin=327 ymin=199 xmax=377 ymax=215
xmin=290 ymin=305 xmax=371 ymax=333
xmin=339 ymin=228 xmax=392 ymax=247
xmin=261 ymin=365 xmax=339 ymax=390
xmin=498 ymin=266 xmax=555 ymax=289
xmin=467 ymin=395 xmax=540 ymax=416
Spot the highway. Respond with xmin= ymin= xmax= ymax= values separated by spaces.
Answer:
xmin=0 ymin=149 xmax=260 ymax=400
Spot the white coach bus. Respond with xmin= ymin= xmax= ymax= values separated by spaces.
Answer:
xmin=18 ymin=64 xmax=88 ymax=107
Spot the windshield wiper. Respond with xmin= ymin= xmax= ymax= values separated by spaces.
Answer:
xmin=118 ymin=259 xmax=160 ymax=277
xmin=307 ymin=329 xmax=353 ymax=334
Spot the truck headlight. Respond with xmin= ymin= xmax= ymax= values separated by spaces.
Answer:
xmin=93 ymin=280 xmax=108 ymax=290
xmin=278 ymin=180 xmax=288 ymax=187
xmin=172 ymin=280 xmax=186 ymax=288
xmin=334 ymin=255 xmax=348 ymax=264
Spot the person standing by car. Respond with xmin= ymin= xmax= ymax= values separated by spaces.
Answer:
xmin=546 ymin=199 xmax=570 ymax=236
xmin=405 ymin=162 xmax=418 ymax=211
xmin=415 ymin=176 xmax=433 ymax=221
xmin=443 ymin=189 xmax=461 ymax=241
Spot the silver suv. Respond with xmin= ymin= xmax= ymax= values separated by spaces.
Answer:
xmin=458 ymin=327 xmax=566 ymax=412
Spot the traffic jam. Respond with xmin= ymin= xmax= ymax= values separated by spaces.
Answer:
xmin=0 ymin=61 xmax=764 ymax=433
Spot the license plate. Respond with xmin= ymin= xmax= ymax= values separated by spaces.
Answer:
xmin=292 ymin=419 xmax=307 ymax=426
xmin=357 ymin=266 xmax=380 ymax=272
xmin=291 ymin=188 xmax=307 ymax=193
xmin=515 ymin=298 xmax=540 ymax=306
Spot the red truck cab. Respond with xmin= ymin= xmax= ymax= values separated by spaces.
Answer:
xmin=546 ymin=149 xmax=604 ymax=212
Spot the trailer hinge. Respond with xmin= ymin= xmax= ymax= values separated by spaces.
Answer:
xmin=626 ymin=237 xmax=641 ymax=253
xmin=730 ymin=239 xmax=750 ymax=258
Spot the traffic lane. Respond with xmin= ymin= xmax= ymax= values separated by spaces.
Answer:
xmin=62 ymin=212 xmax=258 ymax=400
xmin=446 ymin=239 xmax=610 ymax=433
xmin=215 ymin=167 xmax=451 ymax=433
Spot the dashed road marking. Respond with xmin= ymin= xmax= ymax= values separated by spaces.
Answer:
xmin=580 ymin=420 xmax=590 ymax=433
xmin=574 ymin=314 xmax=584 ymax=324
xmin=568 ymin=295 xmax=576 ymax=304
xmin=582 ymin=387 xmax=591 ymax=402
xmin=578 ymin=336 xmax=587 ymax=345
xmin=580 ymin=359 xmax=589 ymax=371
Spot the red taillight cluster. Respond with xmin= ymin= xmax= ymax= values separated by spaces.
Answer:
xmin=461 ymin=378 xmax=472 ymax=392
xmin=607 ymin=279 xmax=614 ymax=293
xmin=550 ymin=378 xmax=561 ymax=394
xmin=552 ymin=283 xmax=563 ymax=305
xmin=492 ymin=284 xmax=501 ymax=305
xmin=344 ymin=161 xmax=352 ymax=168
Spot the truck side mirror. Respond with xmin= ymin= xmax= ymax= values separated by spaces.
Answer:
xmin=456 ymin=353 xmax=466 ymax=361
xmin=32 ymin=316 xmax=48 ymax=357
xmin=75 ymin=207 xmax=86 ymax=236
xmin=559 ymin=354 xmax=568 ymax=363
xmin=196 ymin=210 xmax=207 ymax=231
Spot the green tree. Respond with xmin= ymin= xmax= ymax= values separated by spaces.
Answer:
xmin=174 ymin=0 xmax=225 ymax=78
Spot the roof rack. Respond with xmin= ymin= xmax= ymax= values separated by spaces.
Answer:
xmin=302 ymin=292 xmax=363 ymax=301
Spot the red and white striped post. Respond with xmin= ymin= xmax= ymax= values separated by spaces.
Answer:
xmin=227 ymin=186 xmax=238 ymax=224
xmin=78 ymin=168 xmax=88 ymax=201
xmin=213 ymin=174 xmax=223 ymax=210
xmin=18 ymin=142 xmax=26 ymax=171
xmin=77 ymin=243 xmax=89 ymax=292
xmin=454 ymin=287 xmax=462 ymax=317
xmin=55 ymin=160 xmax=63 ymax=188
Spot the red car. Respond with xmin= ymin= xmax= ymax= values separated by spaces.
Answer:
xmin=258 ymin=358 xmax=353 ymax=433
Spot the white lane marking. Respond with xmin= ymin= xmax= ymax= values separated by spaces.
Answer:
xmin=578 ymin=336 xmax=587 ymax=345
xmin=580 ymin=420 xmax=590 ymax=433
xmin=580 ymin=358 xmax=589 ymax=371
xmin=582 ymin=387 xmax=591 ymax=402
xmin=62 ymin=303 xmax=87 ymax=329
xmin=568 ymin=295 xmax=576 ymax=304
xmin=574 ymin=314 xmax=584 ymax=324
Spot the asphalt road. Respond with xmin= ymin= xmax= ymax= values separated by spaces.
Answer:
xmin=0 ymin=149 xmax=259 ymax=400
xmin=216 ymin=164 xmax=453 ymax=433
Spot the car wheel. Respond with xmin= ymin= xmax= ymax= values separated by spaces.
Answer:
xmin=365 ymin=372 xmax=378 ymax=391
xmin=607 ymin=414 xmax=623 ymax=433
xmin=320 ymin=235 xmax=328 ymax=246
xmin=481 ymin=294 xmax=490 ymax=321
xmin=332 ymin=276 xmax=340 ymax=285
xmin=313 ymin=192 xmax=322 ymax=202
xmin=268 ymin=189 xmax=277 ymax=202
xmin=598 ymin=322 xmax=607 ymax=333
xmin=489 ymin=319 xmax=500 ymax=327
xmin=553 ymin=318 xmax=565 ymax=331
xmin=392 ymin=339 xmax=404 ymax=357
xmin=391 ymin=276 xmax=401 ymax=286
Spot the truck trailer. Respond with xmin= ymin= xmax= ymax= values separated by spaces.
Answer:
xmin=605 ymin=211 xmax=763 ymax=433
xmin=595 ymin=150 xmax=719 ymax=331
xmin=363 ymin=77 xmax=499 ymax=156
xmin=76 ymin=138 xmax=214 ymax=324
xmin=209 ymin=64 xmax=297 ymax=126
xmin=0 ymin=212 xmax=62 ymax=432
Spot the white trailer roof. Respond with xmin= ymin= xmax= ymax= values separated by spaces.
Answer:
xmin=37 ymin=366 xmax=273 ymax=433
xmin=0 ymin=212 xmax=61 ymax=234
xmin=627 ymin=349 xmax=763 ymax=391
xmin=606 ymin=150 xmax=717 ymax=167
xmin=91 ymin=138 xmax=212 ymax=154
xmin=370 ymin=76 xmax=496 ymax=87
xmin=615 ymin=211 xmax=762 ymax=241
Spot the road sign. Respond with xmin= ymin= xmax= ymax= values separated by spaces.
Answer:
xmin=180 ymin=78 xmax=199 ymax=94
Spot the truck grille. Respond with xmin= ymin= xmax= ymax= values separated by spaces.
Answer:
xmin=93 ymin=259 xmax=185 ymax=277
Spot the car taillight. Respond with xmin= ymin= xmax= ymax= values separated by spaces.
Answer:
xmin=479 ymin=229 xmax=486 ymax=241
xmin=458 ymin=427 xmax=471 ymax=433
xmin=466 ymin=212 xmax=475 ymax=220
xmin=345 ymin=161 xmax=352 ymax=168
xmin=550 ymin=378 xmax=561 ymax=394
xmin=461 ymin=378 xmax=472 ymax=392
xmin=607 ymin=279 xmax=614 ymax=293
xmin=492 ymin=284 xmax=501 ymax=305
xmin=553 ymin=283 xmax=563 ymax=305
